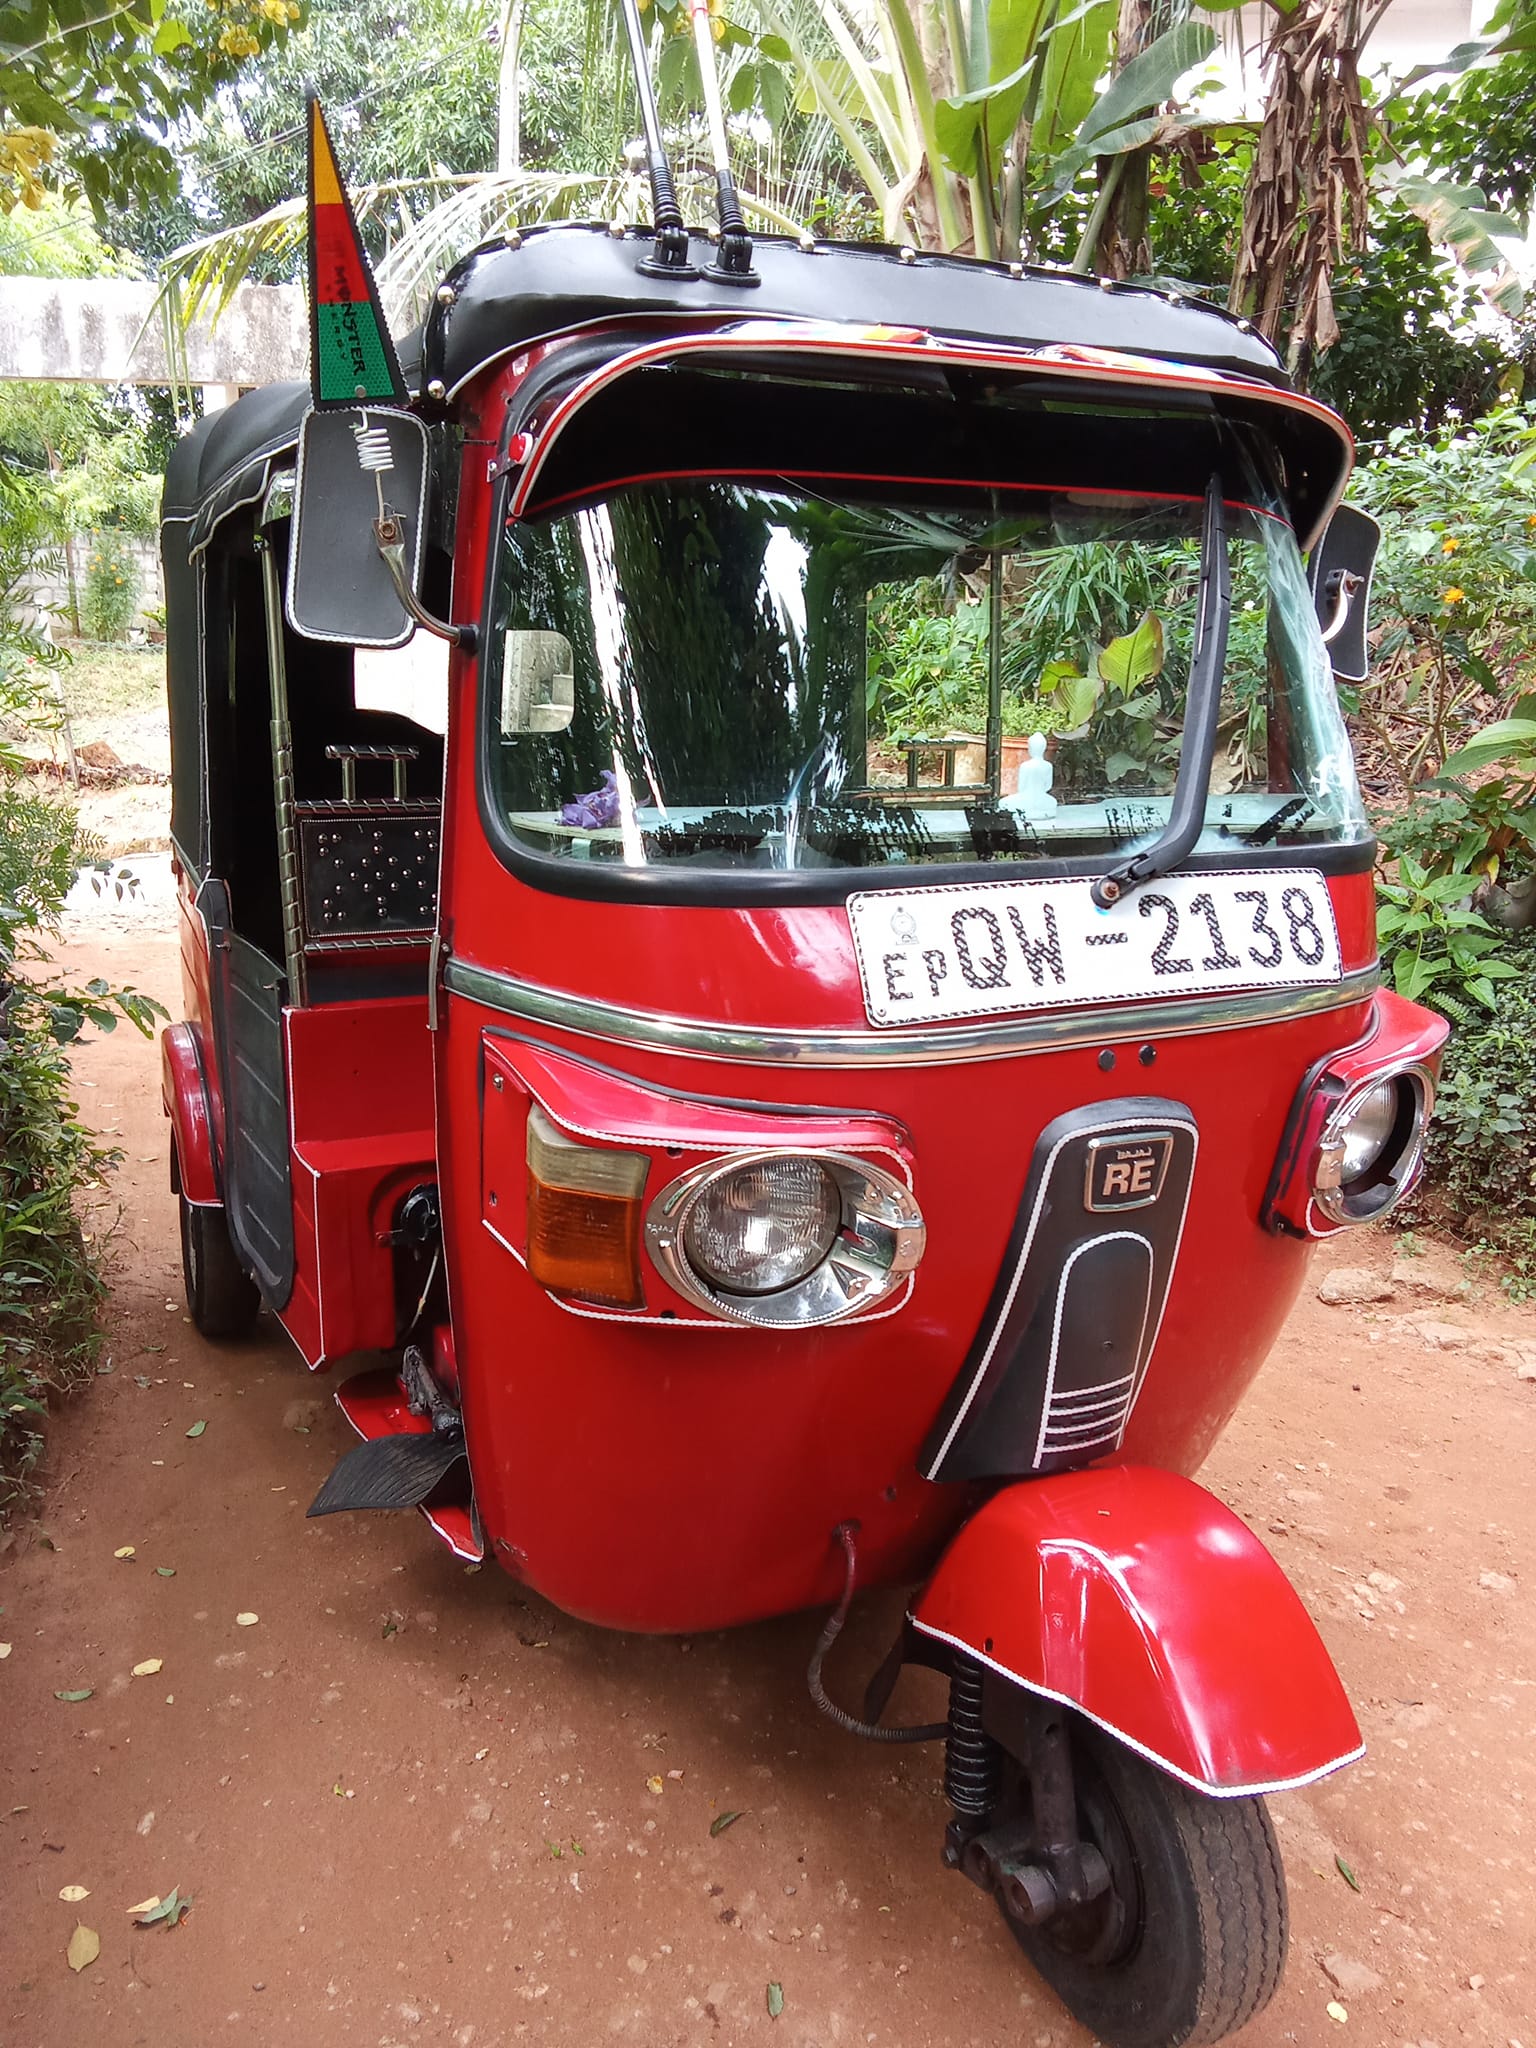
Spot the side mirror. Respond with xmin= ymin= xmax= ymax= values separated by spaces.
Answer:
xmin=286 ymin=405 xmax=431 ymax=650
xmin=1308 ymin=503 xmax=1380 ymax=684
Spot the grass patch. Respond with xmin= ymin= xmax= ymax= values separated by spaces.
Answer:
xmin=54 ymin=639 xmax=165 ymax=722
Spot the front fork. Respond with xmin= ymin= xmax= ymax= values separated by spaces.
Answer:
xmin=941 ymin=1658 xmax=1111 ymax=1925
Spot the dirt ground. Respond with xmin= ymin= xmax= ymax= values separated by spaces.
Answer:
xmin=2 ymin=852 xmax=1535 ymax=2048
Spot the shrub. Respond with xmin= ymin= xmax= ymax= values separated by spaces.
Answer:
xmin=79 ymin=528 xmax=140 ymax=642
xmin=1423 ymin=951 xmax=1536 ymax=1295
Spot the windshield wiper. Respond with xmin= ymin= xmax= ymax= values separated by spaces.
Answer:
xmin=1090 ymin=474 xmax=1231 ymax=910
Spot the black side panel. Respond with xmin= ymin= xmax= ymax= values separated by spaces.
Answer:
xmin=200 ymin=879 xmax=295 ymax=1308
xmin=921 ymin=1099 xmax=1196 ymax=1484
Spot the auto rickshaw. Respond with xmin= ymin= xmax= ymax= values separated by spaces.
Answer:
xmin=157 ymin=58 xmax=1446 ymax=2048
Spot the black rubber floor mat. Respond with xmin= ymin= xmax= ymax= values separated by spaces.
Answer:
xmin=307 ymin=1430 xmax=467 ymax=1517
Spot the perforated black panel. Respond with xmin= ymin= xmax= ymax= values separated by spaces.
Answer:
xmin=297 ymin=805 xmax=440 ymax=940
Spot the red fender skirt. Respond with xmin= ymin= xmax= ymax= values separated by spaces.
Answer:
xmin=909 ymin=1465 xmax=1363 ymax=1796
xmin=160 ymin=1022 xmax=219 ymax=1207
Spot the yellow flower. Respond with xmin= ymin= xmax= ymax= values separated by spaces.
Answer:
xmin=1527 ymin=513 xmax=1536 ymax=529
xmin=1442 ymin=587 xmax=1466 ymax=606
xmin=1441 ymin=535 xmax=1462 ymax=553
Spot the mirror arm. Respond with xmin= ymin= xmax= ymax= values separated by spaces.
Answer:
xmin=374 ymin=517 xmax=477 ymax=652
xmin=1318 ymin=569 xmax=1361 ymax=648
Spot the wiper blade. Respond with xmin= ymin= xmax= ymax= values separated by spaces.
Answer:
xmin=1090 ymin=474 xmax=1231 ymax=909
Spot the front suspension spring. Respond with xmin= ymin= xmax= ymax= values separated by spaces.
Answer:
xmin=943 ymin=1658 xmax=1002 ymax=1819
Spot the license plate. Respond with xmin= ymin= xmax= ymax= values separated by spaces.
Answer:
xmin=847 ymin=869 xmax=1341 ymax=1027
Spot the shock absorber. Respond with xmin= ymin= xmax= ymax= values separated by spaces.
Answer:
xmin=943 ymin=1657 xmax=1002 ymax=1823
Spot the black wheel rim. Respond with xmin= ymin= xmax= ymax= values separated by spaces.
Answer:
xmin=1000 ymin=1738 xmax=1142 ymax=1969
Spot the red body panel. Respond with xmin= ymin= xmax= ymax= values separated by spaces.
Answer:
xmin=420 ymin=371 xmax=1395 ymax=1633
xmin=160 ymin=1022 xmax=219 ymax=1206
xmin=909 ymin=1466 xmax=1363 ymax=1793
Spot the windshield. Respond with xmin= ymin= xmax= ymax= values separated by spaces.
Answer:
xmin=483 ymin=470 xmax=1367 ymax=878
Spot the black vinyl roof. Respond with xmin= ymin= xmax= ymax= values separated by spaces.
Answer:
xmin=162 ymin=226 xmax=1306 ymax=536
xmin=423 ymin=225 xmax=1289 ymax=399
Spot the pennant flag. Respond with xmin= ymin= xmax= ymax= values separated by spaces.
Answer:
xmin=306 ymin=97 xmax=407 ymax=409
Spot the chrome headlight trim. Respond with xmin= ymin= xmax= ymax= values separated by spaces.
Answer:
xmin=1313 ymin=1063 xmax=1434 ymax=1225
xmin=645 ymin=1149 xmax=926 ymax=1327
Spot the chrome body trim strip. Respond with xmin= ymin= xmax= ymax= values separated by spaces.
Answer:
xmin=444 ymin=958 xmax=1380 ymax=1069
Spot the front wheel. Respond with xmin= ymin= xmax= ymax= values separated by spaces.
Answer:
xmin=179 ymin=1184 xmax=261 ymax=1340
xmin=1000 ymin=1716 xmax=1287 ymax=2048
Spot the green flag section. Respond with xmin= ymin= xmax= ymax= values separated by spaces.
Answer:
xmin=307 ymin=96 xmax=407 ymax=408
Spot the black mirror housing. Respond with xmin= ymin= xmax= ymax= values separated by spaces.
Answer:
xmin=1308 ymin=502 xmax=1380 ymax=684
xmin=286 ymin=406 xmax=430 ymax=649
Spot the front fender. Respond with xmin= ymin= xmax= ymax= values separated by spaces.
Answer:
xmin=909 ymin=1466 xmax=1362 ymax=1796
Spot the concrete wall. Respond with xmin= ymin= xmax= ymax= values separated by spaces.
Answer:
xmin=0 ymin=277 xmax=306 ymax=386
xmin=21 ymin=534 xmax=164 ymax=639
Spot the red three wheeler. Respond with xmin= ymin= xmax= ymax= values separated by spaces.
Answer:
xmin=158 ymin=91 xmax=1446 ymax=2048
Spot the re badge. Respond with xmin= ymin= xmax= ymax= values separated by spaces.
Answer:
xmin=1083 ymin=1131 xmax=1174 ymax=1212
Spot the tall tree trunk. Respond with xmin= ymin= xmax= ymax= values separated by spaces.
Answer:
xmin=1097 ymin=0 xmax=1156 ymax=279
xmin=1229 ymin=0 xmax=1370 ymax=384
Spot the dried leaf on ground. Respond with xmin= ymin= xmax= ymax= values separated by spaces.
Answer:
xmin=58 ymin=1885 xmax=90 ymax=1902
xmin=185 ymin=1420 xmax=206 ymax=1438
xmin=0 ymin=1644 xmax=10 ymax=1660
xmin=66 ymin=1925 xmax=99 ymax=1972
xmin=235 ymin=1612 xmax=258 ymax=1627
xmin=1327 ymin=2002 xmax=1348 ymax=2024
xmin=767 ymin=1981 xmax=784 ymax=2019
xmin=113 ymin=1546 xmax=135 ymax=1560
xmin=134 ymin=1887 xmax=187 ymax=1927
xmin=1335 ymin=1853 xmax=1361 ymax=1892
xmin=710 ymin=1810 xmax=746 ymax=1837
xmin=646 ymin=1775 xmax=664 ymax=1795
xmin=126 ymin=1894 xmax=161 ymax=1916
xmin=155 ymin=1566 xmax=176 ymax=1577
xmin=131 ymin=1658 xmax=163 ymax=1678
xmin=54 ymin=1689 xmax=93 ymax=1703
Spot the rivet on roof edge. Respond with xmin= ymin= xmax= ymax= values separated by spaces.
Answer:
xmin=1236 ymin=317 xmax=1254 ymax=333
xmin=426 ymin=379 xmax=447 ymax=402
xmin=1008 ymin=263 xmax=1023 ymax=280
xmin=503 ymin=229 xmax=523 ymax=250
xmin=1098 ymin=275 xmax=1114 ymax=291
xmin=899 ymin=245 xmax=917 ymax=264
xmin=436 ymin=284 xmax=456 ymax=306
xmin=608 ymin=221 xmax=626 ymax=239
xmin=798 ymin=235 xmax=816 ymax=252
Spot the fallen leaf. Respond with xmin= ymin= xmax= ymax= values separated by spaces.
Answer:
xmin=1335 ymin=1853 xmax=1361 ymax=1893
xmin=0 ymin=1644 xmax=10 ymax=1660
xmin=767 ymin=1981 xmax=784 ymax=2019
xmin=185 ymin=1420 xmax=206 ymax=1438
xmin=142 ymin=1343 xmax=165 ymax=1354
xmin=666 ymin=1769 xmax=684 ymax=1781
xmin=235 ymin=1612 xmax=258 ymax=1627
xmin=135 ymin=1887 xmax=186 ymax=1927
xmin=54 ymin=1689 xmax=93 ymax=1703
xmin=710 ymin=1810 xmax=746 ymax=1837
xmin=646 ymin=1775 xmax=664 ymax=1795
xmin=131 ymin=1659 xmax=163 ymax=1678
xmin=473 ymin=1748 xmax=490 ymax=1762
xmin=126 ymin=1895 xmax=161 ymax=1917
xmin=66 ymin=1925 xmax=99 ymax=1972
xmin=113 ymin=1545 xmax=136 ymax=1561
xmin=1327 ymin=2002 xmax=1348 ymax=2024
xmin=58 ymin=1885 xmax=90 ymax=1902
xmin=155 ymin=1566 xmax=176 ymax=1578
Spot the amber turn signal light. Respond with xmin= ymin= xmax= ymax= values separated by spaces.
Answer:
xmin=525 ymin=1105 xmax=648 ymax=1307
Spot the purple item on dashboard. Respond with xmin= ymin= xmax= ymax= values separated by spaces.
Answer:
xmin=560 ymin=769 xmax=622 ymax=829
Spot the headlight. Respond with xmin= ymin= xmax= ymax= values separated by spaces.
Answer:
xmin=1314 ymin=1068 xmax=1432 ymax=1225
xmin=647 ymin=1150 xmax=925 ymax=1326
xmin=682 ymin=1157 xmax=841 ymax=1294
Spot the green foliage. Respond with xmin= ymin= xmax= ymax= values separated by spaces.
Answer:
xmin=79 ymin=532 xmax=142 ymax=643
xmin=1423 ymin=948 xmax=1536 ymax=1294
xmin=0 ymin=476 xmax=164 ymax=1517
xmin=1375 ymin=855 xmax=1521 ymax=1016
xmin=1 ymin=0 xmax=299 ymax=220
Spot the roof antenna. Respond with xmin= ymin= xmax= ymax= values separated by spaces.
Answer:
xmin=687 ymin=0 xmax=759 ymax=285
xmin=618 ymin=0 xmax=698 ymax=279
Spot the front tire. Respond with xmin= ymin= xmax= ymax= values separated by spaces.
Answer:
xmin=179 ymin=1183 xmax=261 ymax=1340
xmin=999 ymin=1716 xmax=1287 ymax=2048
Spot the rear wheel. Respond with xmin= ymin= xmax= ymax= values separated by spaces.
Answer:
xmin=179 ymin=1182 xmax=261 ymax=1340
xmin=998 ymin=1717 xmax=1287 ymax=2048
